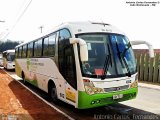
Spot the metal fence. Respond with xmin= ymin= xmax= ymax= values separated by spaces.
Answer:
xmin=134 ymin=49 xmax=160 ymax=83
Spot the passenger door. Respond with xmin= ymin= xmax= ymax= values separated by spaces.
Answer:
xmin=58 ymin=29 xmax=77 ymax=105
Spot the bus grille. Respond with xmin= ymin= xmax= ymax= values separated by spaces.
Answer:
xmin=104 ymin=85 xmax=129 ymax=92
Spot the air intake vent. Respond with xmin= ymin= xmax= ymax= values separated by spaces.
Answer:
xmin=104 ymin=85 xmax=129 ymax=92
xmin=92 ymin=22 xmax=110 ymax=26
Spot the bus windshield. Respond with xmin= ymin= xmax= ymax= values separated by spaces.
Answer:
xmin=7 ymin=53 xmax=15 ymax=61
xmin=77 ymin=33 xmax=136 ymax=78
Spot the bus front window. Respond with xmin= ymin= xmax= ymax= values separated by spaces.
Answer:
xmin=77 ymin=33 xmax=136 ymax=78
xmin=7 ymin=53 xmax=15 ymax=61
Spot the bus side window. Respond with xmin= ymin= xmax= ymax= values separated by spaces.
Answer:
xmin=22 ymin=45 xmax=27 ymax=58
xmin=19 ymin=47 xmax=22 ymax=58
xmin=43 ymin=37 xmax=49 ymax=56
xmin=58 ymin=29 xmax=77 ymax=89
xmin=15 ymin=48 xmax=19 ymax=58
xmin=33 ymin=39 xmax=42 ymax=57
xmin=48 ymin=34 xmax=56 ymax=56
xmin=58 ymin=29 xmax=71 ymax=72
xmin=34 ymin=41 xmax=38 ymax=57
xmin=27 ymin=42 xmax=33 ymax=58
xmin=64 ymin=46 xmax=77 ymax=89
xmin=37 ymin=39 xmax=42 ymax=56
xmin=59 ymin=29 xmax=71 ymax=41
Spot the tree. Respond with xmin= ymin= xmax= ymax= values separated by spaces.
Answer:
xmin=0 ymin=39 xmax=22 ymax=52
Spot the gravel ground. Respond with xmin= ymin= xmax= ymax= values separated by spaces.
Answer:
xmin=0 ymin=69 xmax=68 ymax=120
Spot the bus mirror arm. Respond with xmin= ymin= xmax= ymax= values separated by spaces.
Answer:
xmin=130 ymin=40 xmax=154 ymax=58
xmin=70 ymin=38 xmax=88 ymax=61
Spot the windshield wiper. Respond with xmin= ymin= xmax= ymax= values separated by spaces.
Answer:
xmin=121 ymin=42 xmax=131 ymax=57
xmin=115 ymin=42 xmax=131 ymax=77
xmin=115 ymin=42 xmax=125 ymax=68
xmin=101 ymin=44 xmax=112 ymax=80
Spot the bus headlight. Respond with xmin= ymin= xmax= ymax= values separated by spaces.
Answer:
xmin=84 ymin=86 xmax=95 ymax=95
xmin=83 ymin=79 xmax=104 ymax=95
xmin=129 ymin=74 xmax=138 ymax=88
xmin=130 ymin=80 xmax=138 ymax=88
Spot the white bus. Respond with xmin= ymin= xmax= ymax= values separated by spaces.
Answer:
xmin=2 ymin=49 xmax=15 ymax=70
xmin=0 ymin=54 xmax=3 ymax=66
xmin=15 ymin=22 xmax=154 ymax=109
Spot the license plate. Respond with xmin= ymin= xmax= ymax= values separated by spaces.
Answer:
xmin=113 ymin=94 xmax=123 ymax=100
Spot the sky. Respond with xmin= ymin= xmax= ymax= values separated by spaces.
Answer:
xmin=0 ymin=0 xmax=160 ymax=49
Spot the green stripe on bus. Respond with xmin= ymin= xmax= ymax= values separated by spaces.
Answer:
xmin=78 ymin=87 xmax=138 ymax=109
xmin=25 ymin=79 xmax=38 ymax=87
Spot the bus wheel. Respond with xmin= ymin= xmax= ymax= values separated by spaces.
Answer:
xmin=22 ymin=72 xmax=26 ymax=84
xmin=49 ymin=84 xmax=58 ymax=102
xmin=5 ymin=65 xmax=8 ymax=70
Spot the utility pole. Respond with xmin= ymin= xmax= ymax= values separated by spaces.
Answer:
xmin=39 ymin=26 xmax=44 ymax=33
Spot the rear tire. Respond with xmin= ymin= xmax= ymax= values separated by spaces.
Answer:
xmin=22 ymin=72 xmax=26 ymax=84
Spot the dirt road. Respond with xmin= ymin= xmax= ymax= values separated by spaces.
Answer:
xmin=0 ymin=69 xmax=68 ymax=120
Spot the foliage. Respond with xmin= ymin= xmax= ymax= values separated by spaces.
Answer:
xmin=0 ymin=39 xmax=22 ymax=53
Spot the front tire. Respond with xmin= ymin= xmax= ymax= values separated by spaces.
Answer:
xmin=5 ymin=64 xmax=8 ymax=70
xmin=49 ymin=84 xmax=58 ymax=103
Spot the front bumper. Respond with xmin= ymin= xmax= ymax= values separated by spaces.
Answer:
xmin=78 ymin=87 xmax=138 ymax=109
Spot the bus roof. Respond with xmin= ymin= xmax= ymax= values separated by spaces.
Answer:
xmin=61 ymin=21 xmax=125 ymax=35
xmin=3 ymin=49 xmax=15 ymax=53
xmin=15 ymin=21 xmax=126 ymax=48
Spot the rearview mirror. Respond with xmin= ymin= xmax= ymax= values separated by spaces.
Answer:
xmin=131 ymin=40 xmax=154 ymax=58
xmin=70 ymin=38 xmax=88 ymax=61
